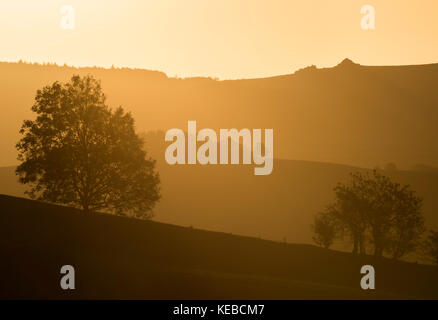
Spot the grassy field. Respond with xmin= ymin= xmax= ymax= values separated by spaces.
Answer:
xmin=1 ymin=194 xmax=437 ymax=299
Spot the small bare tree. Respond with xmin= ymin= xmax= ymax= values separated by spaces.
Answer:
xmin=422 ymin=230 xmax=438 ymax=266
xmin=312 ymin=211 xmax=337 ymax=249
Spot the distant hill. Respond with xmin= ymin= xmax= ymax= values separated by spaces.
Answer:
xmin=1 ymin=59 xmax=438 ymax=168
xmin=1 ymin=194 xmax=437 ymax=299
xmin=2 ymin=154 xmax=438 ymax=248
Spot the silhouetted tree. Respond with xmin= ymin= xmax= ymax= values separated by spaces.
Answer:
xmin=16 ymin=75 xmax=160 ymax=219
xmin=321 ymin=170 xmax=425 ymax=259
xmin=385 ymin=162 xmax=397 ymax=172
xmin=312 ymin=211 xmax=337 ymax=249
xmin=422 ymin=230 xmax=438 ymax=266
xmin=351 ymin=171 xmax=424 ymax=258
xmin=331 ymin=185 xmax=367 ymax=255
xmin=386 ymin=185 xmax=424 ymax=259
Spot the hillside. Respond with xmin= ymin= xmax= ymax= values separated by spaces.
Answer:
xmin=2 ymin=158 xmax=438 ymax=250
xmin=1 ymin=60 xmax=438 ymax=168
xmin=1 ymin=194 xmax=437 ymax=299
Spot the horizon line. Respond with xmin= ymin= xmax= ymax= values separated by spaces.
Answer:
xmin=1 ymin=58 xmax=438 ymax=81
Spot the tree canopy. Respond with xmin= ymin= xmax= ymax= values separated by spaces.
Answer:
xmin=16 ymin=75 xmax=160 ymax=219
xmin=313 ymin=170 xmax=425 ymax=259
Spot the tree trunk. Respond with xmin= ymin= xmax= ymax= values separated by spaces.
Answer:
xmin=82 ymin=200 xmax=90 ymax=214
xmin=352 ymin=237 xmax=359 ymax=255
xmin=372 ymin=229 xmax=384 ymax=257
xmin=374 ymin=245 xmax=383 ymax=257
xmin=359 ymin=233 xmax=366 ymax=255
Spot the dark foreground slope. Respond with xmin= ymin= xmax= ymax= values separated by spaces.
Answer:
xmin=2 ymin=159 xmax=438 ymax=246
xmin=1 ymin=195 xmax=437 ymax=299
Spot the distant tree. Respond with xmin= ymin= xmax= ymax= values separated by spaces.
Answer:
xmin=384 ymin=162 xmax=397 ymax=172
xmin=16 ymin=75 xmax=160 ymax=219
xmin=322 ymin=170 xmax=425 ymax=259
xmin=386 ymin=185 xmax=424 ymax=259
xmin=422 ymin=230 xmax=438 ymax=266
xmin=331 ymin=184 xmax=368 ymax=255
xmin=351 ymin=171 xmax=424 ymax=258
xmin=312 ymin=211 xmax=337 ymax=249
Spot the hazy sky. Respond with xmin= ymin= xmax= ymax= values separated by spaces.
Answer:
xmin=1 ymin=0 xmax=437 ymax=79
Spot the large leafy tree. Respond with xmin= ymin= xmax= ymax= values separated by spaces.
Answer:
xmin=16 ymin=75 xmax=160 ymax=219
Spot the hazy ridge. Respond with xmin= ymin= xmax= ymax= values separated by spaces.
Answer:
xmin=1 ymin=59 xmax=438 ymax=168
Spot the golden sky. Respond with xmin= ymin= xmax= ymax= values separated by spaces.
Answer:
xmin=1 ymin=0 xmax=437 ymax=79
